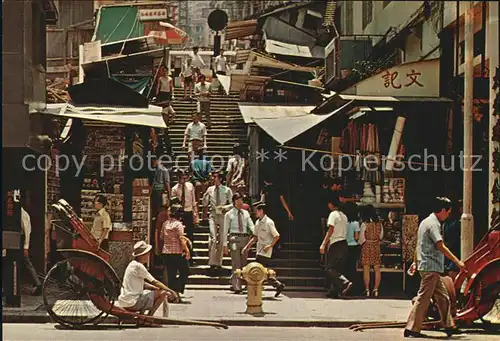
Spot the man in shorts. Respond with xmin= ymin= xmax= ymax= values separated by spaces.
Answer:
xmin=181 ymin=56 xmax=194 ymax=100
xmin=117 ymin=241 xmax=179 ymax=315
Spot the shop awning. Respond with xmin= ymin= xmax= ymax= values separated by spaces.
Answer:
xmin=238 ymin=102 xmax=353 ymax=144
xmin=238 ymin=103 xmax=316 ymax=124
xmin=146 ymin=22 xmax=188 ymax=45
xmin=38 ymin=103 xmax=166 ymax=128
xmin=313 ymin=93 xmax=452 ymax=114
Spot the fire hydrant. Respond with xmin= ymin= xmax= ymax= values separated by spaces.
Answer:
xmin=234 ymin=262 xmax=276 ymax=315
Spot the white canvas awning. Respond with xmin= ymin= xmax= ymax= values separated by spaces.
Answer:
xmin=238 ymin=103 xmax=315 ymax=124
xmin=37 ymin=103 xmax=166 ymax=128
xmin=238 ymin=102 xmax=353 ymax=144
xmin=217 ymin=75 xmax=231 ymax=94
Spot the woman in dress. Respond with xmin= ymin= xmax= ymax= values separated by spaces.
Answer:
xmin=359 ymin=204 xmax=383 ymax=297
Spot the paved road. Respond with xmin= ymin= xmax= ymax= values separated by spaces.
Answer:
xmin=3 ymin=324 xmax=498 ymax=341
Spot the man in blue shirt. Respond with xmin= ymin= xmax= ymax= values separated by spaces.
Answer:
xmin=404 ymin=197 xmax=466 ymax=338
xmin=190 ymin=148 xmax=212 ymax=199
xmin=223 ymin=192 xmax=255 ymax=294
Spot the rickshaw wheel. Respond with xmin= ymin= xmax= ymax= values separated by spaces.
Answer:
xmin=43 ymin=256 xmax=117 ymax=328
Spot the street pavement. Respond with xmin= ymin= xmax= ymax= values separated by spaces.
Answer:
xmin=3 ymin=324 xmax=500 ymax=341
xmin=3 ymin=290 xmax=412 ymax=326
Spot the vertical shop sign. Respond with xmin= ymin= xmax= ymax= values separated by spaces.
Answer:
xmin=3 ymin=188 xmax=22 ymax=307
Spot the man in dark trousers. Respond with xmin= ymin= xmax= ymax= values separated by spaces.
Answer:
xmin=21 ymin=205 xmax=42 ymax=295
xmin=243 ymin=201 xmax=285 ymax=297
xmin=404 ymin=197 xmax=465 ymax=338
xmin=319 ymin=196 xmax=352 ymax=299
xmin=171 ymin=169 xmax=198 ymax=265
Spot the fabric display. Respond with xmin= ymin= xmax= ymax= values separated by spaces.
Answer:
xmin=402 ymin=214 xmax=419 ymax=262
xmin=340 ymin=121 xmax=382 ymax=184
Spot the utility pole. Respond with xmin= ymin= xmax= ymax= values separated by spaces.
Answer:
xmin=461 ymin=1 xmax=474 ymax=259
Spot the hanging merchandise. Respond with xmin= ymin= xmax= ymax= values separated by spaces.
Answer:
xmin=494 ymin=148 xmax=500 ymax=173
xmin=492 ymin=178 xmax=500 ymax=204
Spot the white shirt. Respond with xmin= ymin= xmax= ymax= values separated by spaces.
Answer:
xmin=91 ymin=208 xmax=112 ymax=241
xmin=203 ymin=185 xmax=233 ymax=215
xmin=214 ymin=55 xmax=227 ymax=72
xmin=327 ymin=210 xmax=348 ymax=244
xmin=171 ymin=182 xmax=196 ymax=212
xmin=182 ymin=62 xmax=193 ymax=77
xmin=159 ymin=76 xmax=172 ymax=92
xmin=223 ymin=207 xmax=255 ymax=246
xmin=194 ymin=82 xmax=211 ymax=101
xmin=184 ymin=121 xmax=206 ymax=141
xmin=117 ymin=260 xmax=156 ymax=308
xmin=20 ymin=207 xmax=31 ymax=250
xmin=190 ymin=52 xmax=205 ymax=68
xmin=226 ymin=156 xmax=246 ymax=187
xmin=254 ymin=215 xmax=279 ymax=258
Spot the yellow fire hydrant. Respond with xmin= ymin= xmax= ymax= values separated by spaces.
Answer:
xmin=234 ymin=262 xmax=276 ymax=315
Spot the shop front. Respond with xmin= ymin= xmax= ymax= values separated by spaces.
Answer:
xmin=246 ymin=59 xmax=452 ymax=294
xmin=39 ymin=100 xmax=167 ymax=278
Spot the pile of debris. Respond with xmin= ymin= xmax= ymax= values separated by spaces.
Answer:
xmin=224 ymin=0 xmax=332 ymax=103
xmin=46 ymin=78 xmax=70 ymax=103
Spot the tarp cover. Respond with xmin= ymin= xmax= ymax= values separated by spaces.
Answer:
xmin=94 ymin=6 xmax=144 ymax=44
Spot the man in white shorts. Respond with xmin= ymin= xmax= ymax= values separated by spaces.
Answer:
xmin=118 ymin=241 xmax=178 ymax=315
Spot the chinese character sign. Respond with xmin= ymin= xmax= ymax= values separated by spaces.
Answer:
xmin=4 ymin=189 xmax=21 ymax=231
xmin=355 ymin=59 xmax=440 ymax=97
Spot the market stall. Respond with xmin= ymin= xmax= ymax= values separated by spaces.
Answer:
xmin=38 ymin=101 xmax=167 ymax=277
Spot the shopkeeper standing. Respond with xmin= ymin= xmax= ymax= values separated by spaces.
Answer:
xmin=91 ymin=194 xmax=112 ymax=251
xmin=151 ymin=155 xmax=171 ymax=218
xmin=21 ymin=205 xmax=43 ymax=295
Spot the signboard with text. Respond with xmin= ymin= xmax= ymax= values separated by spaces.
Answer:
xmin=139 ymin=9 xmax=168 ymax=21
xmin=351 ymin=59 xmax=440 ymax=97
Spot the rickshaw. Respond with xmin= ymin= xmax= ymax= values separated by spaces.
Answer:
xmin=43 ymin=199 xmax=227 ymax=329
xmin=350 ymin=217 xmax=499 ymax=332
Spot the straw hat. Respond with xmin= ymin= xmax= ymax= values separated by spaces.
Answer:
xmin=132 ymin=241 xmax=152 ymax=257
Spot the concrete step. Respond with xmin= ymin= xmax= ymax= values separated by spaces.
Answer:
xmin=186 ymin=275 xmax=325 ymax=287
xmin=188 ymin=265 xmax=323 ymax=278
xmin=184 ymin=284 xmax=327 ymax=292
xmin=190 ymin=256 xmax=320 ymax=268
xmin=192 ymin=248 xmax=320 ymax=260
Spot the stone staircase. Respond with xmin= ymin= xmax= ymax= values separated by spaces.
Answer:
xmin=167 ymin=88 xmax=247 ymax=170
xmin=158 ymin=87 xmax=326 ymax=292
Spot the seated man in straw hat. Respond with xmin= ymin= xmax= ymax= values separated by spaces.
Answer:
xmin=118 ymin=241 xmax=179 ymax=316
